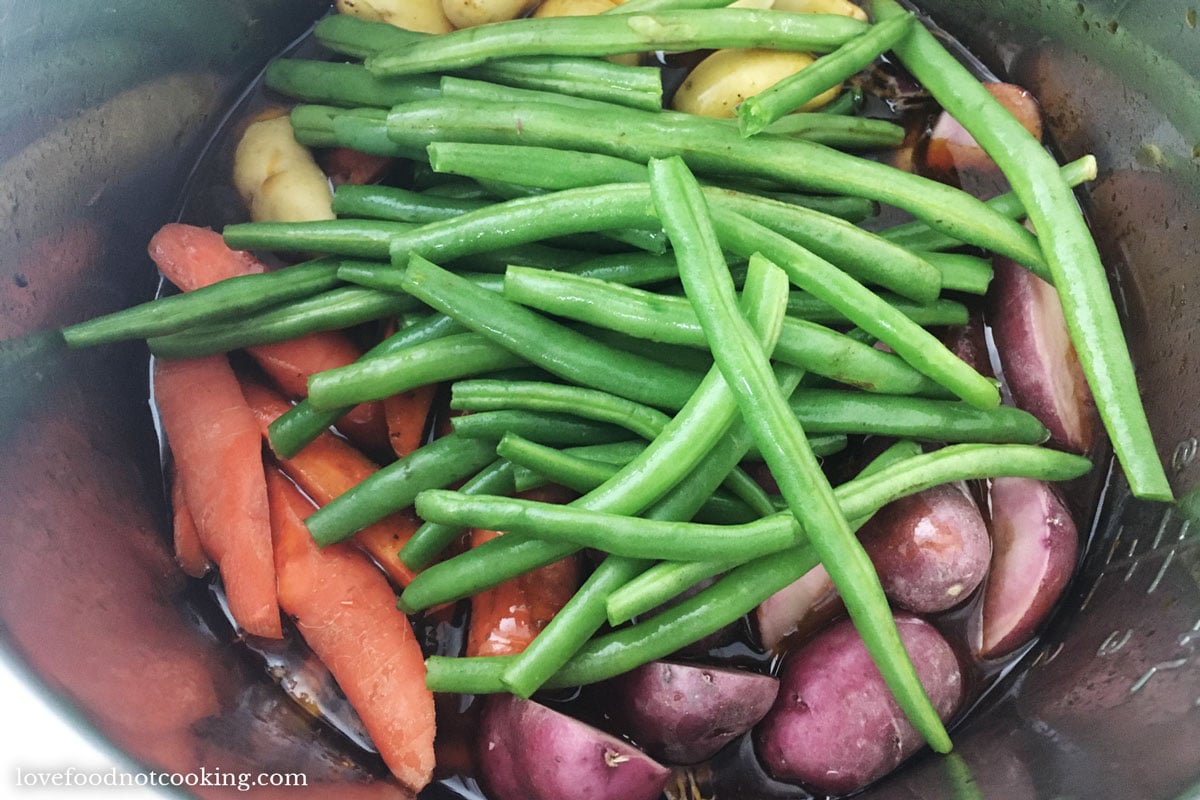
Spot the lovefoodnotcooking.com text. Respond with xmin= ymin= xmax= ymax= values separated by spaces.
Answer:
xmin=14 ymin=766 xmax=308 ymax=792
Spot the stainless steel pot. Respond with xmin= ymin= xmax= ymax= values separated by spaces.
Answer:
xmin=1 ymin=1 xmax=1196 ymax=798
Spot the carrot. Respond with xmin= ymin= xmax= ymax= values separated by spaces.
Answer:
xmin=153 ymin=355 xmax=281 ymax=639
xmin=147 ymin=222 xmax=389 ymax=452
xmin=466 ymin=487 xmax=580 ymax=658
xmin=266 ymin=467 xmax=436 ymax=794
xmin=320 ymin=147 xmax=396 ymax=186
xmin=148 ymin=222 xmax=266 ymax=291
xmin=242 ymin=381 xmax=419 ymax=586
xmin=384 ymin=384 xmax=439 ymax=458
xmin=169 ymin=467 xmax=211 ymax=578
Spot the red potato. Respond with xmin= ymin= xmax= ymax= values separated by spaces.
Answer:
xmin=978 ymin=476 xmax=1079 ymax=659
xmin=755 ymin=564 xmax=842 ymax=653
xmin=859 ymin=482 xmax=991 ymax=613
xmin=319 ymin=147 xmax=396 ymax=187
xmin=925 ymin=83 xmax=1043 ymax=174
xmin=478 ymin=694 xmax=671 ymax=800
xmin=756 ymin=614 xmax=964 ymax=796
xmin=989 ymin=255 xmax=1096 ymax=453
xmin=612 ymin=661 xmax=780 ymax=765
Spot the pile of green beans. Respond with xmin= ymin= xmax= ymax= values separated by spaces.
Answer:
xmin=58 ymin=4 xmax=1177 ymax=764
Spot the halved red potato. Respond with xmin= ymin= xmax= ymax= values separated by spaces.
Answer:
xmin=925 ymin=83 xmax=1043 ymax=174
xmin=612 ymin=661 xmax=779 ymax=765
xmin=989 ymin=256 xmax=1096 ymax=453
xmin=978 ymin=476 xmax=1079 ymax=659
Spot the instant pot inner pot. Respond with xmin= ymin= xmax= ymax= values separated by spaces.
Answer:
xmin=0 ymin=1 xmax=1196 ymax=798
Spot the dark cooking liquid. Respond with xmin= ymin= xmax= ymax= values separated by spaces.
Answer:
xmin=166 ymin=15 xmax=1110 ymax=800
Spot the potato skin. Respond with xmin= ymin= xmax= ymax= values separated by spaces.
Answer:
xmin=232 ymin=111 xmax=334 ymax=223
xmin=978 ymin=477 xmax=1079 ymax=659
xmin=478 ymin=694 xmax=670 ymax=800
xmin=860 ymin=482 xmax=991 ymax=613
xmin=989 ymin=254 xmax=1096 ymax=453
xmin=336 ymin=0 xmax=454 ymax=34
xmin=771 ymin=0 xmax=869 ymax=21
xmin=672 ymin=49 xmax=838 ymax=118
xmin=612 ymin=661 xmax=779 ymax=765
xmin=443 ymin=0 xmax=539 ymax=27
xmin=756 ymin=615 xmax=963 ymax=795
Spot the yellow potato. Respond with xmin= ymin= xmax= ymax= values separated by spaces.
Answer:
xmin=771 ymin=0 xmax=867 ymax=21
xmin=232 ymin=111 xmax=334 ymax=224
xmin=336 ymin=0 xmax=454 ymax=34
xmin=533 ymin=0 xmax=620 ymax=15
xmin=443 ymin=0 xmax=540 ymax=28
xmin=672 ymin=49 xmax=841 ymax=118
xmin=533 ymin=0 xmax=639 ymax=65
xmin=729 ymin=0 xmax=776 ymax=8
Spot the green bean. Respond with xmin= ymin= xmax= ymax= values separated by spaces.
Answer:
xmin=816 ymin=85 xmax=864 ymax=116
xmin=452 ymin=380 xmax=670 ymax=441
xmin=415 ymin=489 xmax=797 ymax=562
xmin=715 ymin=209 xmax=995 ymax=408
xmin=400 ymin=459 xmax=516 ymax=571
xmin=497 ymin=251 xmax=794 ymax=698
xmin=333 ymin=184 xmax=487 ymax=223
xmin=223 ymin=219 xmax=414 ymax=260
xmin=922 ymin=252 xmax=993 ymax=295
xmin=881 ymin=158 xmax=1097 ymax=253
xmin=312 ymin=15 xmax=665 ymax=111
xmin=331 ymin=110 xmax=424 ymax=159
xmin=306 ymin=332 xmax=526 ymax=410
xmin=383 ymin=97 xmax=1044 ymax=265
xmin=61 ymin=259 xmax=343 ymax=347
xmin=650 ymin=155 xmax=951 ymax=752
xmin=503 ymin=266 xmax=951 ymax=396
xmin=267 ymin=313 xmax=464 ymax=458
xmin=748 ymin=112 xmax=906 ymax=149
xmin=397 ymin=256 xmax=703 ymax=410
xmin=451 ymin=410 xmax=634 ymax=447
xmin=785 ymin=291 xmax=969 ymax=327
xmin=738 ymin=13 xmax=916 ymax=136
xmin=606 ymin=560 xmax=729 ymax=626
xmin=305 ymin=434 xmax=499 ymax=547
xmin=387 ymin=183 xmax=665 ymax=266
xmin=787 ymin=388 xmax=1048 ymax=443
xmin=428 ymin=139 xmax=939 ymax=303
xmin=428 ymin=142 xmax=647 ymax=191
xmin=145 ymin=287 xmax=419 ymax=360
xmin=873 ymin=0 xmax=1171 ymax=502
xmin=265 ymin=59 xmax=441 ymax=108
xmin=288 ymin=103 xmax=342 ymax=147
xmin=367 ymin=10 xmax=868 ymax=76
xmin=432 ymin=141 xmax=877 ymax=222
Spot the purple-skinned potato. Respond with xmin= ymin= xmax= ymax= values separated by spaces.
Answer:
xmin=989 ymin=256 xmax=1096 ymax=453
xmin=756 ymin=614 xmax=963 ymax=796
xmin=755 ymin=564 xmax=843 ymax=653
xmin=612 ymin=661 xmax=779 ymax=765
xmin=478 ymin=694 xmax=670 ymax=800
xmin=978 ymin=476 xmax=1079 ymax=659
xmin=860 ymin=481 xmax=991 ymax=613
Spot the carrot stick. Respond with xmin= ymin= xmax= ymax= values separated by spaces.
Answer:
xmin=242 ymin=381 xmax=419 ymax=586
xmin=169 ymin=467 xmax=211 ymax=579
xmin=384 ymin=384 xmax=439 ymax=458
xmin=154 ymin=356 xmax=281 ymax=639
xmin=266 ymin=467 xmax=435 ymax=794
xmin=147 ymin=223 xmax=389 ymax=453
xmin=466 ymin=487 xmax=580 ymax=658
